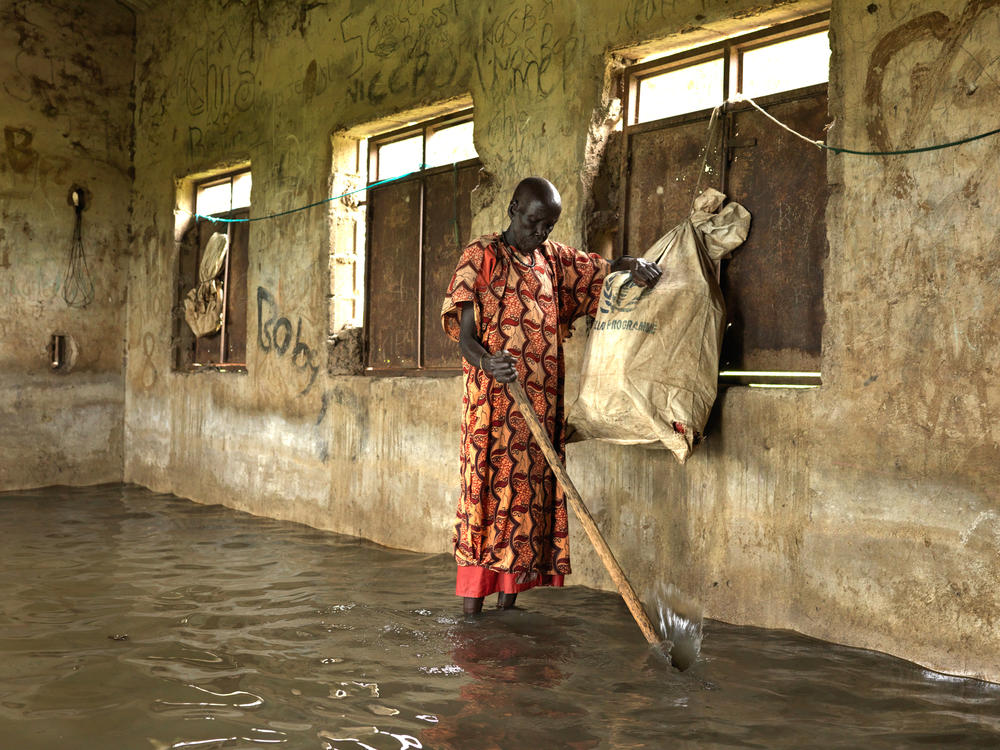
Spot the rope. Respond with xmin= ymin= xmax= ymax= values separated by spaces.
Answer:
xmin=691 ymin=104 xmax=723 ymax=203
xmin=183 ymin=165 xmax=428 ymax=224
xmin=180 ymin=97 xmax=999 ymax=228
xmin=731 ymin=93 xmax=1000 ymax=155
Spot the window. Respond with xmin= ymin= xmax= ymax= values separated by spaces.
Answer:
xmin=362 ymin=110 xmax=480 ymax=374
xmin=174 ymin=168 xmax=251 ymax=371
xmin=622 ymin=15 xmax=829 ymax=387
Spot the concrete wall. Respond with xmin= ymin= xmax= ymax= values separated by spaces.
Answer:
xmin=117 ymin=0 xmax=1000 ymax=682
xmin=0 ymin=0 xmax=133 ymax=489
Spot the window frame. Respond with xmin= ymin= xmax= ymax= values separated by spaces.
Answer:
xmin=620 ymin=13 xmax=829 ymax=389
xmin=623 ymin=13 xmax=830 ymax=131
xmin=174 ymin=167 xmax=252 ymax=373
xmin=362 ymin=109 xmax=480 ymax=376
xmin=195 ymin=168 xmax=252 ymax=216
xmin=366 ymin=109 xmax=476 ymax=183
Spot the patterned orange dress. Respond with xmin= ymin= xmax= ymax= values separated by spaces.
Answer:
xmin=441 ymin=233 xmax=609 ymax=596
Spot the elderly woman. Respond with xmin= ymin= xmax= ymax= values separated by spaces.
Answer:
xmin=441 ymin=177 xmax=660 ymax=615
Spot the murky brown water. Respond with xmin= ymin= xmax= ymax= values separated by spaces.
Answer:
xmin=2 ymin=484 xmax=999 ymax=749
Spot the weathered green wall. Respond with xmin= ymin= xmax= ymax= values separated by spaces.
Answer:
xmin=1 ymin=0 xmax=991 ymax=682
xmin=0 ymin=0 xmax=132 ymax=488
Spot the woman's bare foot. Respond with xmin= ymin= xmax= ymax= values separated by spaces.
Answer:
xmin=496 ymin=592 xmax=517 ymax=610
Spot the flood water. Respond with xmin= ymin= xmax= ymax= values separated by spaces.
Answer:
xmin=2 ymin=485 xmax=999 ymax=749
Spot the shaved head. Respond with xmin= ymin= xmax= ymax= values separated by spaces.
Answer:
xmin=503 ymin=176 xmax=563 ymax=254
xmin=511 ymin=177 xmax=561 ymax=213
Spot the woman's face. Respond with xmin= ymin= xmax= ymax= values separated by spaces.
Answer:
xmin=506 ymin=196 xmax=562 ymax=253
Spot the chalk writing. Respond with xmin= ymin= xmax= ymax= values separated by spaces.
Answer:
xmin=864 ymin=1 xmax=999 ymax=198
xmin=185 ymin=25 xmax=257 ymax=124
xmin=266 ymin=134 xmax=310 ymax=212
xmin=3 ymin=127 xmax=37 ymax=173
xmin=187 ymin=122 xmax=267 ymax=160
xmin=618 ymin=0 xmax=671 ymax=34
xmin=0 ymin=263 xmax=61 ymax=300
xmin=1 ymin=124 xmax=70 ymax=195
xmin=474 ymin=1 xmax=582 ymax=177
xmin=339 ymin=1 xmax=459 ymax=101
xmin=474 ymin=4 xmax=578 ymax=97
xmin=257 ymin=286 xmax=319 ymax=396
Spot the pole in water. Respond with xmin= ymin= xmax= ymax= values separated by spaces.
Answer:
xmin=508 ymin=379 xmax=700 ymax=669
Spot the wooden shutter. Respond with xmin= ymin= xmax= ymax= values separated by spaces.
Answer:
xmin=421 ymin=163 xmax=478 ymax=370
xmin=365 ymin=179 xmax=422 ymax=370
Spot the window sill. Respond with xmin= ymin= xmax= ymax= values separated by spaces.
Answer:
xmin=184 ymin=363 xmax=248 ymax=374
xmin=718 ymin=371 xmax=821 ymax=389
xmin=363 ymin=367 xmax=462 ymax=378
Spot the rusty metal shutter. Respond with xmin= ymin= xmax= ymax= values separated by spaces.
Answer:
xmin=624 ymin=85 xmax=828 ymax=378
xmin=174 ymin=208 xmax=250 ymax=370
xmin=365 ymin=179 xmax=422 ymax=371
xmin=421 ymin=164 xmax=478 ymax=370
xmin=721 ymin=87 xmax=828 ymax=373
xmin=365 ymin=161 xmax=479 ymax=374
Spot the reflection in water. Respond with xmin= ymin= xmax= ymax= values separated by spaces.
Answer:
xmin=422 ymin=619 xmax=600 ymax=749
xmin=155 ymin=684 xmax=265 ymax=708
xmin=1 ymin=484 xmax=999 ymax=749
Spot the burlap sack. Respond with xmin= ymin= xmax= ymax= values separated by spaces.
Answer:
xmin=569 ymin=189 xmax=750 ymax=463
xmin=183 ymin=232 xmax=228 ymax=338
xmin=183 ymin=279 xmax=224 ymax=337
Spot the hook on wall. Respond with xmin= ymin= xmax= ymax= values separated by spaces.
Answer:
xmin=67 ymin=185 xmax=90 ymax=211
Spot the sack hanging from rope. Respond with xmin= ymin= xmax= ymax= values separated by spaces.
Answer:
xmin=183 ymin=231 xmax=228 ymax=337
xmin=569 ymin=188 xmax=750 ymax=463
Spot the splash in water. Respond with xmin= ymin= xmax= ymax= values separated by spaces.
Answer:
xmin=655 ymin=582 xmax=704 ymax=671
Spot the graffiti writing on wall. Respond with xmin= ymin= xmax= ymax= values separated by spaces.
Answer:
xmin=472 ymin=1 xmax=583 ymax=164
xmin=1 ymin=125 xmax=70 ymax=195
xmin=475 ymin=3 xmax=580 ymax=97
xmin=617 ymin=0 xmax=673 ymax=34
xmin=864 ymin=1 xmax=1000 ymax=198
xmin=257 ymin=286 xmax=320 ymax=396
xmin=186 ymin=122 xmax=267 ymax=159
xmin=339 ymin=0 xmax=460 ymax=103
xmin=0 ymin=262 xmax=61 ymax=300
xmin=140 ymin=331 xmax=159 ymax=389
xmin=185 ymin=25 xmax=257 ymax=125
xmin=3 ymin=127 xmax=37 ymax=173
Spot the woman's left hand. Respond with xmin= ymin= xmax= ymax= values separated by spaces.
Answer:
xmin=613 ymin=256 xmax=662 ymax=288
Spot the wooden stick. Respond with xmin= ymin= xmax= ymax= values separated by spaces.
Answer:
xmin=508 ymin=379 xmax=661 ymax=645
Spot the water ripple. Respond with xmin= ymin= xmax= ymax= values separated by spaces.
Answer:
xmin=1 ymin=485 xmax=999 ymax=749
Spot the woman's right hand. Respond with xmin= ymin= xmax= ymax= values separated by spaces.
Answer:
xmin=481 ymin=349 xmax=518 ymax=383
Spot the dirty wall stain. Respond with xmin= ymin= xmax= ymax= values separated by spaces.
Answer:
xmin=3 ymin=126 xmax=38 ymax=173
xmin=863 ymin=0 xmax=1000 ymax=198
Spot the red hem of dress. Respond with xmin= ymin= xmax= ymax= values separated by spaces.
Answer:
xmin=455 ymin=564 xmax=565 ymax=597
